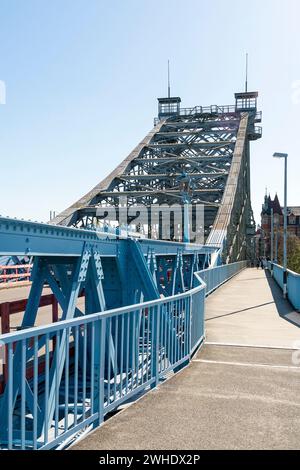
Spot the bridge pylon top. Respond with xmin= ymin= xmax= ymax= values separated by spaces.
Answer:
xmin=157 ymin=96 xmax=181 ymax=119
xmin=234 ymin=91 xmax=258 ymax=112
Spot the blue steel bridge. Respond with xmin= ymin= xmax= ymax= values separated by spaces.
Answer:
xmin=0 ymin=89 xmax=282 ymax=450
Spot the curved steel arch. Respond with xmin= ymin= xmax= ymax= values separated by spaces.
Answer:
xmin=51 ymin=93 xmax=261 ymax=262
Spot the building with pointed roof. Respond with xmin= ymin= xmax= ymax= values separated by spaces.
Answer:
xmin=258 ymin=193 xmax=300 ymax=258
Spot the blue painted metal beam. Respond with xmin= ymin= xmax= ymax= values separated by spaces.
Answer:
xmin=0 ymin=217 xmax=218 ymax=258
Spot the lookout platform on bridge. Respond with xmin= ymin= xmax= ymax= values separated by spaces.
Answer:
xmin=72 ymin=268 xmax=300 ymax=450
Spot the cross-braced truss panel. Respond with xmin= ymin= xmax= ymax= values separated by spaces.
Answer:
xmin=59 ymin=113 xmax=240 ymax=238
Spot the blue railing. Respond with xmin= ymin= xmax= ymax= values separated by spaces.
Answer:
xmin=272 ymin=263 xmax=284 ymax=289
xmin=196 ymin=261 xmax=247 ymax=295
xmin=267 ymin=262 xmax=300 ymax=311
xmin=0 ymin=261 xmax=246 ymax=450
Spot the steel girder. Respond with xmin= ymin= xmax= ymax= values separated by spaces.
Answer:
xmin=207 ymin=114 xmax=257 ymax=262
xmin=0 ymin=215 xmax=214 ymax=307
xmin=0 ymin=216 xmax=215 ymax=258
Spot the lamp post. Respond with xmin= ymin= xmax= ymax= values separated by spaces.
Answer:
xmin=179 ymin=172 xmax=192 ymax=244
xmin=274 ymin=229 xmax=278 ymax=263
xmin=273 ymin=152 xmax=288 ymax=298
xmin=270 ymin=208 xmax=274 ymax=275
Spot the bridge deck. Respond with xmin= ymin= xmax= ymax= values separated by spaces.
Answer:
xmin=72 ymin=269 xmax=300 ymax=450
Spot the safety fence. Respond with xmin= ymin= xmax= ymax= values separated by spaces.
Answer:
xmin=0 ymin=264 xmax=32 ymax=285
xmin=0 ymin=261 xmax=246 ymax=450
xmin=154 ymin=108 xmax=262 ymax=126
xmin=196 ymin=261 xmax=247 ymax=295
xmin=267 ymin=262 xmax=300 ymax=311
xmin=0 ymin=292 xmax=86 ymax=393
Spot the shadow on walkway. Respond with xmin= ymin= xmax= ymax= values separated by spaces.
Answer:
xmin=233 ymin=275 xmax=268 ymax=282
xmin=206 ymin=301 xmax=275 ymax=321
xmin=264 ymin=270 xmax=300 ymax=328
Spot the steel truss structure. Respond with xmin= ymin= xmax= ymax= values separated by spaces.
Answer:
xmin=0 ymin=216 xmax=214 ymax=448
xmin=0 ymin=91 xmax=261 ymax=449
xmin=51 ymin=92 xmax=261 ymax=262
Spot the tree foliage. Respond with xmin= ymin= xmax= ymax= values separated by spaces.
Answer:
xmin=275 ymin=231 xmax=300 ymax=273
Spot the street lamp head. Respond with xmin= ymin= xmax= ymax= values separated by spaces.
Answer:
xmin=273 ymin=152 xmax=288 ymax=159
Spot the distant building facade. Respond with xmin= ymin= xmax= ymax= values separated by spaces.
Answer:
xmin=256 ymin=193 xmax=300 ymax=258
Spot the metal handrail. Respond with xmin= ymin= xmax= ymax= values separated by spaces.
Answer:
xmin=0 ymin=282 xmax=204 ymax=343
xmin=0 ymin=260 xmax=246 ymax=450
xmin=266 ymin=262 xmax=300 ymax=311
xmin=0 ymin=264 xmax=32 ymax=284
xmin=155 ymin=104 xmax=262 ymax=126
xmin=178 ymin=105 xmax=237 ymax=116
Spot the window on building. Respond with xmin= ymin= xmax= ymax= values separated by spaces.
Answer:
xmin=262 ymin=215 xmax=268 ymax=225
xmin=274 ymin=214 xmax=280 ymax=226
xmin=289 ymin=215 xmax=296 ymax=225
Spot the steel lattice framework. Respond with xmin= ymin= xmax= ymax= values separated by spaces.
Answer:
xmin=51 ymin=92 xmax=261 ymax=262
xmin=0 ymin=91 xmax=262 ymax=450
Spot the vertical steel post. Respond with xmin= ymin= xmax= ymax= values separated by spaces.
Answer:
xmin=275 ymin=230 xmax=278 ymax=262
xmin=183 ymin=202 xmax=190 ymax=244
xmin=93 ymin=317 xmax=106 ymax=427
xmin=271 ymin=208 xmax=274 ymax=276
xmin=0 ymin=303 xmax=10 ymax=335
xmin=283 ymin=155 xmax=288 ymax=298
xmin=273 ymin=152 xmax=288 ymax=298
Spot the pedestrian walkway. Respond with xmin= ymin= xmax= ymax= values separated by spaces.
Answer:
xmin=205 ymin=267 xmax=300 ymax=348
xmin=72 ymin=269 xmax=300 ymax=450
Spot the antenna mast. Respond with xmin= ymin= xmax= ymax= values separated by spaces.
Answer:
xmin=168 ymin=60 xmax=170 ymax=98
xmin=245 ymin=53 xmax=248 ymax=92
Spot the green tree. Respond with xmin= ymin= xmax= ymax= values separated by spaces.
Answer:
xmin=288 ymin=239 xmax=300 ymax=273
xmin=276 ymin=231 xmax=300 ymax=273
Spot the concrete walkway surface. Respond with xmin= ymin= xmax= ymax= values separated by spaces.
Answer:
xmin=72 ymin=269 xmax=300 ymax=450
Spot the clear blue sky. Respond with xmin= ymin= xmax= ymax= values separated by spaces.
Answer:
xmin=0 ymin=0 xmax=299 ymax=224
